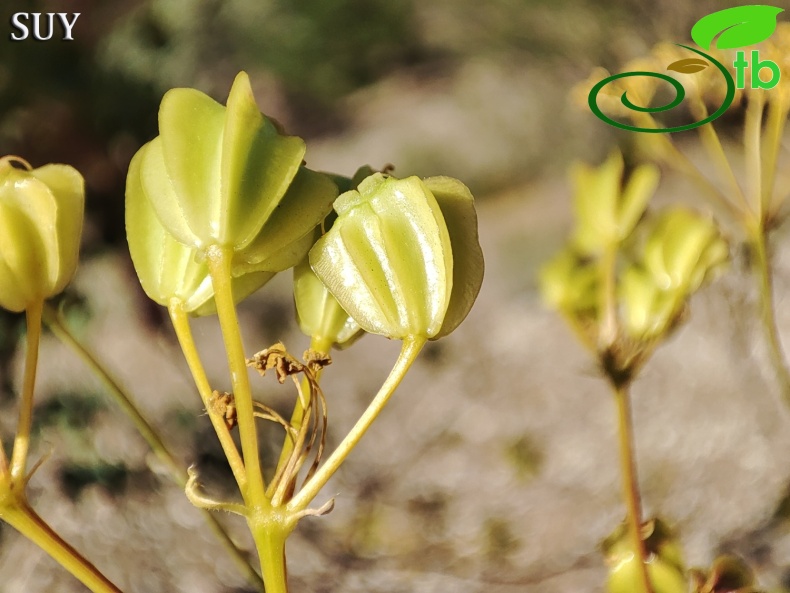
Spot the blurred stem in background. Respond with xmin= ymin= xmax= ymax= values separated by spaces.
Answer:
xmin=0 ymin=306 xmax=122 ymax=593
xmin=42 ymin=302 xmax=264 ymax=589
xmin=612 ymin=381 xmax=653 ymax=593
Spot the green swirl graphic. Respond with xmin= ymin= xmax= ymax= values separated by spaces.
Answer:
xmin=588 ymin=45 xmax=735 ymax=133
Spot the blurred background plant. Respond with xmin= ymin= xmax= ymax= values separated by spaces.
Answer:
xmin=5 ymin=0 xmax=790 ymax=591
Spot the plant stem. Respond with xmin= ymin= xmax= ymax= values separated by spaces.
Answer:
xmin=44 ymin=304 xmax=262 ymax=589
xmin=167 ymin=301 xmax=248 ymax=491
xmin=0 ymin=499 xmax=122 ymax=593
xmin=613 ymin=382 xmax=653 ymax=593
xmin=745 ymin=92 xmax=765 ymax=221
xmin=206 ymin=245 xmax=267 ymax=507
xmin=250 ymin=516 xmax=291 ymax=593
xmin=43 ymin=304 xmax=180 ymax=478
xmin=691 ymin=104 xmax=749 ymax=215
xmin=289 ymin=335 xmax=425 ymax=512
xmin=636 ymin=114 xmax=741 ymax=221
xmin=10 ymin=299 xmax=43 ymax=481
xmin=761 ymin=97 xmax=789 ymax=217
xmin=751 ymin=228 xmax=790 ymax=403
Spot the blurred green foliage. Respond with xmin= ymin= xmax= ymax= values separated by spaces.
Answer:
xmin=0 ymin=0 xmax=718 ymax=249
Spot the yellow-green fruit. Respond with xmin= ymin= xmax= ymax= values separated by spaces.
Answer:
xmin=293 ymin=255 xmax=363 ymax=350
xmin=128 ymin=71 xmax=337 ymax=274
xmin=309 ymin=173 xmax=483 ymax=341
xmin=619 ymin=265 xmax=678 ymax=339
xmin=0 ymin=156 xmax=84 ymax=312
xmin=620 ymin=208 xmax=727 ymax=340
xmin=642 ymin=208 xmax=728 ymax=293
xmin=126 ymin=149 xmax=274 ymax=316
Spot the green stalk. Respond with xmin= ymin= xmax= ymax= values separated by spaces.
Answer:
xmin=43 ymin=303 xmax=262 ymax=589
xmin=745 ymin=93 xmax=765 ymax=221
xmin=250 ymin=515 xmax=292 ymax=593
xmin=761 ymin=97 xmax=789 ymax=216
xmin=43 ymin=304 xmax=178 ymax=477
xmin=635 ymin=113 xmax=740 ymax=221
xmin=691 ymin=101 xmax=749 ymax=216
xmin=751 ymin=228 xmax=790 ymax=403
xmin=0 ymin=499 xmax=122 ymax=593
xmin=9 ymin=300 xmax=43 ymax=481
xmin=613 ymin=382 xmax=653 ymax=593
xmin=289 ymin=336 xmax=425 ymax=512
xmin=167 ymin=301 xmax=248 ymax=491
xmin=205 ymin=245 xmax=267 ymax=506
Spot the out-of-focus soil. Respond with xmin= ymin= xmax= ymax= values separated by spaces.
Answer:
xmin=3 ymin=162 xmax=790 ymax=592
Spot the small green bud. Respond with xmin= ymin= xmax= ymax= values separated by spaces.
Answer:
xmin=294 ymin=177 xmax=366 ymax=350
xmin=126 ymin=150 xmax=274 ymax=316
xmin=294 ymin=253 xmax=363 ymax=350
xmin=603 ymin=519 xmax=688 ymax=593
xmin=309 ymin=173 xmax=483 ymax=340
xmin=130 ymin=71 xmax=337 ymax=271
xmin=0 ymin=156 xmax=84 ymax=312
xmin=572 ymin=151 xmax=659 ymax=256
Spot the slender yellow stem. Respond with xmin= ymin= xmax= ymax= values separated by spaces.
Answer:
xmin=0 ymin=499 xmax=122 ymax=593
xmin=44 ymin=304 xmax=262 ymax=589
xmin=10 ymin=299 xmax=43 ymax=481
xmin=751 ymin=228 xmax=790 ymax=403
xmin=745 ymin=93 xmax=765 ymax=222
xmin=289 ymin=335 xmax=425 ymax=512
xmin=43 ymin=304 xmax=180 ymax=478
xmin=206 ymin=245 xmax=267 ymax=507
xmin=691 ymin=99 xmax=749 ymax=215
xmin=168 ymin=301 xmax=248 ymax=491
xmin=613 ymin=382 xmax=653 ymax=593
xmin=762 ymin=98 xmax=789 ymax=217
xmin=636 ymin=113 xmax=741 ymax=221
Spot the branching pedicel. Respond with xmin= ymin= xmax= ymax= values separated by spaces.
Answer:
xmin=0 ymin=71 xmax=483 ymax=593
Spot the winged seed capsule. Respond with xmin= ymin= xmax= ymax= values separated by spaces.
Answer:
xmin=308 ymin=172 xmax=483 ymax=341
xmin=0 ymin=156 xmax=84 ymax=312
xmin=126 ymin=149 xmax=274 ymax=315
xmin=127 ymin=71 xmax=337 ymax=278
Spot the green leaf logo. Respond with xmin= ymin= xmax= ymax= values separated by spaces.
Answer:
xmin=691 ymin=5 xmax=784 ymax=50
xmin=667 ymin=58 xmax=709 ymax=74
